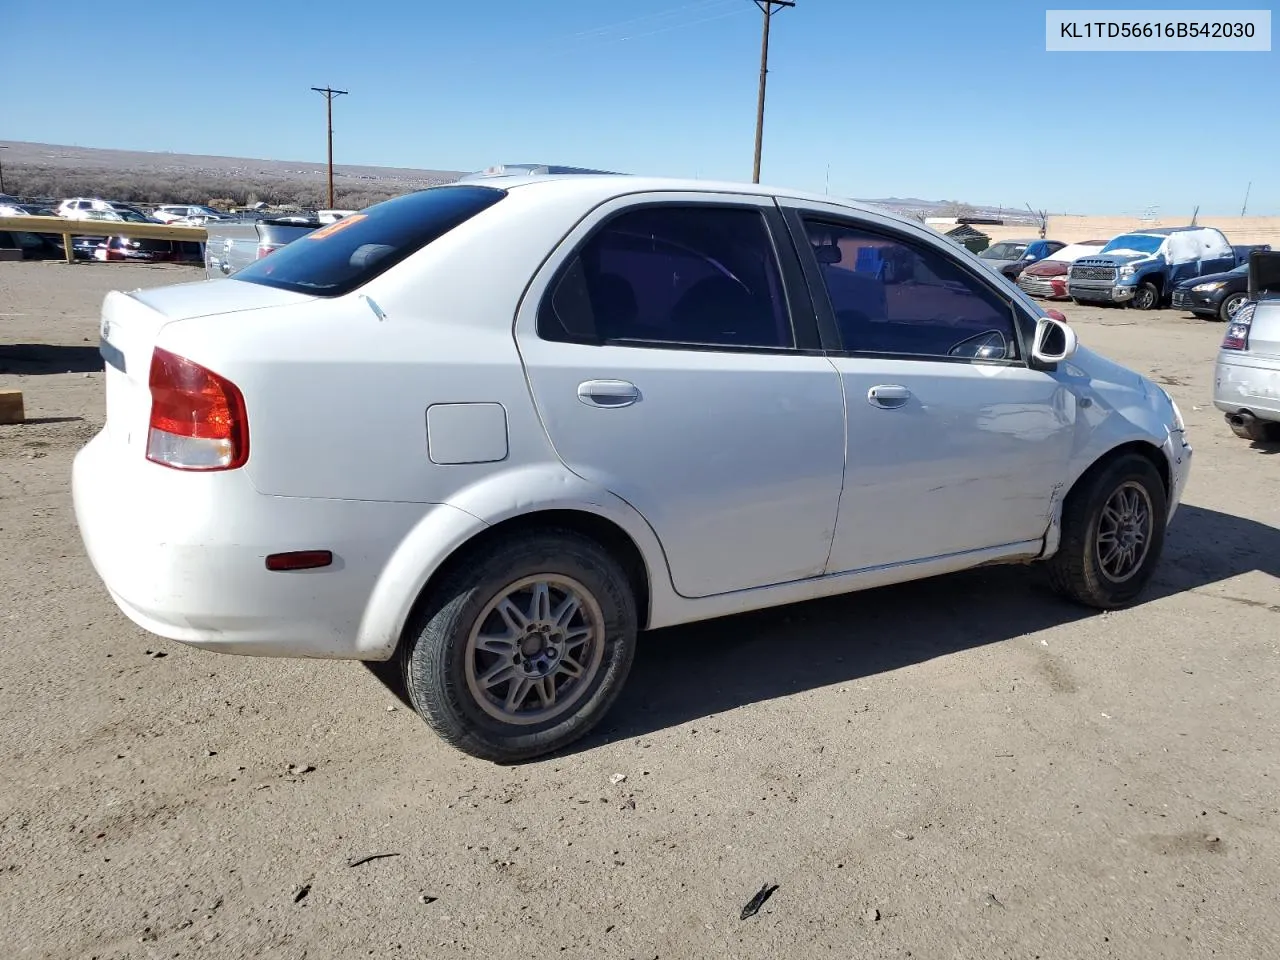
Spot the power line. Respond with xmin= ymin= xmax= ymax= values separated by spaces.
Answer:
xmin=572 ymin=0 xmax=735 ymax=40
xmin=751 ymin=0 xmax=795 ymax=184
xmin=310 ymin=86 xmax=348 ymax=209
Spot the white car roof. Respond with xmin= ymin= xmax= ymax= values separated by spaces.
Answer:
xmin=1046 ymin=241 xmax=1106 ymax=262
xmin=451 ymin=173 xmax=902 ymax=219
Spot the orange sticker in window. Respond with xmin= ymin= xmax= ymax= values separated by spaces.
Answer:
xmin=304 ymin=213 xmax=368 ymax=241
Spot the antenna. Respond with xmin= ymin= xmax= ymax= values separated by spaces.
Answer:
xmin=1241 ymin=181 xmax=1252 ymax=217
xmin=1190 ymin=204 xmax=1199 ymax=225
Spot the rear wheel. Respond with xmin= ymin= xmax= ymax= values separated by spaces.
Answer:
xmin=1047 ymin=454 xmax=1168 ymax=609
xmin=1218 ymin=292 xmax=1247 ymax=323
xmin=1130 ymin=282 xmax=1161 ymax=311
xmin=399 ymin=530 xmax=637 ymax=763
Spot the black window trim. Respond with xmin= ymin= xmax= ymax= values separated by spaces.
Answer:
xmin=779 ymin=204 xmax=1037 ymax=368
xmin=535 ymin=198 xmax=824 ymax=356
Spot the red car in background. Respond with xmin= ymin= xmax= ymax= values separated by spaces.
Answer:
xmin=1016 ymin=240 xmax=1109 ymax=300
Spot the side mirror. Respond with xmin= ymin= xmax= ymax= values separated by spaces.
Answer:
xmin=1031 ymin=315 xmax=1078 ymax=366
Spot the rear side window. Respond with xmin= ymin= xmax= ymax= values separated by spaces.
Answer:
xmin=233 ymin=185 xmax=506 ymax=297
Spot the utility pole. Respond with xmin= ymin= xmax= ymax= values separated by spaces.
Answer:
xmin=751 ymin=0 xmax=795 ymax=184
xmin=0 ymin=145 xmax=8 ymax=195
xmin=310 ymin=86 xmax=348 ymax=209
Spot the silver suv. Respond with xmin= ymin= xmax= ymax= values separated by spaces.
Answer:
xmin=1213 ymin=253 xmax=1280 ymax=442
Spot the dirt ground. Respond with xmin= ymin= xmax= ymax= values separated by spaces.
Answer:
xmin=2 ymin=261 xmax=1277 ymax=960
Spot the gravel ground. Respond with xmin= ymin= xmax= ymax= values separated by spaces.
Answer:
xmin=1 ymin=261 xmax=1277 ymax=960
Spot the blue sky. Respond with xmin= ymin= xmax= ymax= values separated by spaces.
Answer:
xmin=3 ymin=0 xmax=1276 ymax=214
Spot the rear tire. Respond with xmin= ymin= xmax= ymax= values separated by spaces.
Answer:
xmin=1047 ymin=453 xmax=1168 ymax=609
xmin=399 ymin=530 xmax=637 ymax=763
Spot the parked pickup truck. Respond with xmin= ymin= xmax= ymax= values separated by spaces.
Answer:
xmin=1067 ymin=226 xmax=1236 ymax=310
xmin=203 ymin=216 xmax=322 ymax=279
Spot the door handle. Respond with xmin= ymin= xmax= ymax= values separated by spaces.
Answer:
xmin=577 ymin=380 xmax=640 ymax=408
xmin=867 ymin=384 xmax=911 ymax=409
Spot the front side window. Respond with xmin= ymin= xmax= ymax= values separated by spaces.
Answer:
xmin=539 ymin=205 xmax=793 ymax=350
xmin=802 ymin=219 xmax=1021 ymax=361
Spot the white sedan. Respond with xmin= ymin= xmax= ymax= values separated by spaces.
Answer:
xmin=73 ymin=172 xmax=1192 ymax=762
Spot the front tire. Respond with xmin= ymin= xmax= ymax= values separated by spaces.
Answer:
xmin=1130 ymin=282 xmax=1161 ymax=311
xmin=1047 ymin=454 xmax=1168 ymax=609
xmin=1219 ymin=292 xmax=1247 ymax=323
xmin=399 ymin=530 xmax=638 ymax=763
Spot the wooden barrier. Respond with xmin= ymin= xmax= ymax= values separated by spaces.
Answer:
xmin=0 ymin=215 xmax=208 ymax=264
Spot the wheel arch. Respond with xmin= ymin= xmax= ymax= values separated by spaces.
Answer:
xmin=1068 ymin=439 xmax=1171 ymax=504
xmin=1043 ymin=438 xmax=1171 ymax=559
xmin=398 ymin=509 xmax=653 ymax=656
xmin=354 ymin=466 xmax=670 ymax=661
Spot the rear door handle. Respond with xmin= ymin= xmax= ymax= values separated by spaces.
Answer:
xmin=867 ymin=384 xmax=911 ymax=409
xmin=577 ymin=380 xmax=640 ymax=408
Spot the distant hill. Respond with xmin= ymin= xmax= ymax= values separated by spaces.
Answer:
xmin=0 ymin=140 xmax=466 ymax=209
xmin=0 ymin=140 xmax=1036 ymax=222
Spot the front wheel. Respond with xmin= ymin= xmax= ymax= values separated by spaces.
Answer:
xmin=399 ymin=530 xmax=638 ymax=763
xmin=1219 ymin=292 xmax=1248 ymax=323
xmin=1130 ymin=282 xmax=1161 ymax=311
xmin=1047 ymin=454 xmax=1168 ymax=609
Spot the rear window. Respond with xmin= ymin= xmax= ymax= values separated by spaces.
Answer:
xmin=232 ymin=185 xmax=507 ymax=297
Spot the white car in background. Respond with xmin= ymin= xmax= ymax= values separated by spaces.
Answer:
xmin=152 ymin=204 xmax=231 ymax=224
xmin=73 ymin=171 xmax=1192 ymax=762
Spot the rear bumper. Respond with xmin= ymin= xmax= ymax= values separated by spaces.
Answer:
xmin=72 ymin=430 xmax=453 ymax=659
xmin=1213 ymin=354 xmax=1280 ymax=421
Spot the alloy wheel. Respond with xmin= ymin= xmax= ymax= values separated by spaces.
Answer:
xmin=1095 ymin=481 xmax=1154 ymax=583
xmin=464 ymin=575 xmax=606 ymax=726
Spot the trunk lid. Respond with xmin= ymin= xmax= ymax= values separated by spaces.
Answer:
xmin=98 ymin=279 xmax=314 ymax=451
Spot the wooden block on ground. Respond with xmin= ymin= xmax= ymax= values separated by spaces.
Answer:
xmin=0 ymin=389 xmax=25 ymax=425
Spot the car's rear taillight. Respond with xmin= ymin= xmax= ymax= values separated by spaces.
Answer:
xmin=1221 ymin=301 xmax=1255 ymax=351
xmin=146 ymin=347 xmax=249 ymax=471
xmin=256 ymin=243 xmax=281 ymax=259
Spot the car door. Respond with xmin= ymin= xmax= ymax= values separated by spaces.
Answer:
xmin=514 ymin=195 xmax=846 ymax=599
xmin=781 ymin=204 xmax=1077 ymax=574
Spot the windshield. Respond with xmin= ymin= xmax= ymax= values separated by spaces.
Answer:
xmin=1101 ymin=234 xmax=1164 ymax=256
xmin=233 ymin=186 xmax=507 ymax=297
xmin=980 ymin=242 xmax=1028 ymax=260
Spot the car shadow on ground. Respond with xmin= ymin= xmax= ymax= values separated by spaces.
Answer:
xmin=0 ymin=344 xmax=103 ymax=375
xmin=365 ymin=505 xmax=1278 ymax=757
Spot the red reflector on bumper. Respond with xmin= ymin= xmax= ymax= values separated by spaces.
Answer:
xmin=265 ymin=550 xmax=333 ymax=571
